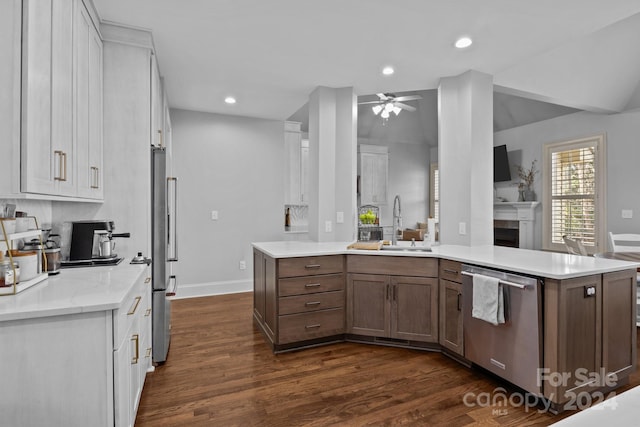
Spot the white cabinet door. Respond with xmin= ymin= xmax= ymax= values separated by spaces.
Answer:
xmin=284 ymin=122 xmax=302 ymax=205
xmin=21 ymin=0 xmax=76 ymax=196
xmin=300 ymin=139 xmax=309 ymax=204
xmin=359 ymin=145 xmax=388 ymax=205
xmin=21 ymin=0 xmax=56 ymax=195
xmin=75 ymin=1 xmax=103 ymax=199
xmin=151 ymin=55 xmax=164 ymax=147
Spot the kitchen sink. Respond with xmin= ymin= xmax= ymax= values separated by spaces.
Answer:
xmin=380 ymin=245 xmax=432 ymax=252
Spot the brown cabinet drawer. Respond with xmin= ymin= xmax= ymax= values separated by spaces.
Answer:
xmin=439 ymin=259 xmax=462 ymax=283
xmin=278 ymin=274 xmax=344 ymax=297
xmin=347 ymin=255 xmax=437 ymax=277
xmin=278 ymin=308 xmax=345 ymax=344
xmin=278 ymin=255 xmax=343 ymax=278
xmin=279 ymin=290 xmax=344 ymax=315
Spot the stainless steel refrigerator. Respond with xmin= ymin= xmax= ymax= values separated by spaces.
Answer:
xmin=151 ymin=146 xmax=178 ymax=363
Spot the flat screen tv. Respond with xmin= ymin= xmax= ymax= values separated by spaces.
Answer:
xmin=494 ymin=145 xmax=511 ymax=182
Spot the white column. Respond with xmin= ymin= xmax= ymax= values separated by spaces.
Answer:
xmin=307 ymin=86 xmax=357 ymax=242
xmin=438 ymin=70 xmax=494 ymax=246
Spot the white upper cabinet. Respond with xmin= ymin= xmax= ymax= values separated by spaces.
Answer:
xmin=5 ymin=0 xmax=103 ymax=200
xmin=359 ymin=144 xmax=389 ymax=205
xmin=75 ymin=1 xmax=103 ymax=199
xmin=151 ymin=55 xmax=164 ymax=148
xmin=284 ymin=122 xmax=309 ymax=206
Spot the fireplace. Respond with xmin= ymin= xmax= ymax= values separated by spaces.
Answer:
xmin=494 ymin=220 xmax=519 ymax=248
xmin=493 ymin=202 xmax=540 ymax=249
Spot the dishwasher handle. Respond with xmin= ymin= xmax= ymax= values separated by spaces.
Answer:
xmin=461 ymin=271 xmax=529 ymax=289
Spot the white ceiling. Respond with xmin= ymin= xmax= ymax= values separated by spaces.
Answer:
xmin=92 ymin=0 xmax=640 ymax=121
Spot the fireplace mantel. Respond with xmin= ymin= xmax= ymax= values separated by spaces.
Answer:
xmin=494 ymin=202 xmax=540 ymax=249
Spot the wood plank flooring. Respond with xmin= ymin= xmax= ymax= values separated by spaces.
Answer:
xmin=136 ymin=293 xmax=640 ymax=426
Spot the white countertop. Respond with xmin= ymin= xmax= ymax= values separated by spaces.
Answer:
xmin=0 ymin=262 xmax=148 ymax=322
xmin=252 ymin=241 xmax=640 ymax=280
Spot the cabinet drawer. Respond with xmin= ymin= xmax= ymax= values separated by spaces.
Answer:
xmin=113 ymin=271 xmax=151 ymax=347
xmin=279 ymin=290 xmax=344 ymax=315
xmin=278 ymin=255 xmax=343 ymax=278
xmin=279 ymin=274 xmax=344 ymax=297
xmin=347 ymin=255 xmax=437 ymax=277
xmin=439 ymin=259 xmax=463 ymax=283
xmin=278 ymin=308 xmax=345 ymax=344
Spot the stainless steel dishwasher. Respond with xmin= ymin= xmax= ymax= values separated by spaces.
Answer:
xmin=461 ymin=265 xmax=543 ymax=395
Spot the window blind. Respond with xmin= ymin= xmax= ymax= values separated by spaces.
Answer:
xmin=550 ymin=146 xmax=596 ymax=246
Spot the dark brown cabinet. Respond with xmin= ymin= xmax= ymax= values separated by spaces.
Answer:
xmin=439 ymin=260 xmax=464 ymax=356
xmin=543 ymin=269 xmax=637 ymax=407
xmin=253 ymin=251 xmax=345 ymax=350
xmin=346 ymin=256 xmax=439 ymax=343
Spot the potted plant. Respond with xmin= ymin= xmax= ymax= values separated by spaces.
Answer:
xmin=517 ymin=160 xmax=539 ymax=201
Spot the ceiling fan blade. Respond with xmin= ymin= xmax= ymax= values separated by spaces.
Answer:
xmin=395 ymin=102 xmax=416 ymax=112
xmin=393 ymin=95 xmax=422 ymax=102
xmin=358 ymin=101 xmax=383 ymax=105
xmin=376 ymin=93 xmax=389 ymax=100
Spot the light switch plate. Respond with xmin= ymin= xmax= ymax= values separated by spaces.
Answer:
xmin=325 ymin=220 xmax=332 ymax=233
xmin=459 ymin=222 xmax=466 ymax=235
xmin=239 ymin=260 xmax=246 ymax=270
xmin=211 ymin=210 xmax=218 ymax=220
xmin=622 ymin=209 xmax=633 ymax=219
xmin=336 ymin=212 xmax=344 ymax=223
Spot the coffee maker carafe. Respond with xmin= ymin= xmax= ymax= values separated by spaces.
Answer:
xmin=94 ymin=230 xmax=116 ymax=258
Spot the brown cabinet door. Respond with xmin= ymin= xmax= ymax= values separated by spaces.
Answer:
xmin=544 ymin=275 xmax=602 ymax=402
xmin=264 ymin=256 xmax=277 ymax=341
xmin=602 ymin=269 xmax=637 ymax=380
xmin=347 ymin=273 xmax=390 ymax=337
xmin=439 ymin=279 xmax=463 ymax=354
xmin=252 ymin=249 xmax=265 ymax=323
xmin=391 ymin=276 xmax=438 ymax=342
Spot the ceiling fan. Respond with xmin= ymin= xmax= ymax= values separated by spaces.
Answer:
xmin=359 ymin=93 xmax=422 ymax=119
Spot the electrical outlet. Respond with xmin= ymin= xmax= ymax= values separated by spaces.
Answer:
xmin=622 ymin=209 xmax=633 ymax=219
xmin=211 ymin=210 xmax=218 ymax=220
xmin=336 ymin=211 xmax=344 ymax=224
xmin=239 ymin=260 xmax=246 ymax=270
xmin=458 ymin=222 xmax=466 ymax=235
xmin=325 ymin=220 xmax=332 ymax=233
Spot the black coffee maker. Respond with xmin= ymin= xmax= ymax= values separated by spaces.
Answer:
xmin=68 ymin=220 xmax=130 ymax=261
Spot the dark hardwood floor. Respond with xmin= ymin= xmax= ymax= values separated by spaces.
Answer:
xmin=136 ymin=293 xmax=640 ymax=426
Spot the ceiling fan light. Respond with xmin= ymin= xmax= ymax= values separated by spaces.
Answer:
xmin=455 ymin=37 xmax=473 ymax=49
xmin=372 ymin=105 xmax=383 ymax=115
xmin=384 ymin=102 xmax=395 ymax=112
xmin=380 ymin=109 xmax=390 ymax=119
xmin=392 ymin=106 xmax=402 ymax=115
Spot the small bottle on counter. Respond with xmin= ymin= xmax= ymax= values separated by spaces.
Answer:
xmin=285 ymin=207 xmax=291 ymax=229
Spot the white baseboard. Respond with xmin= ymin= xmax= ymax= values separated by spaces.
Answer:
xmin=173 ymin=279 xmax=252 ymax=299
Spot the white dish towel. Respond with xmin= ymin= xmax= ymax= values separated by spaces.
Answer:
xmin=472 ymin=274 xmax=505 ymax=325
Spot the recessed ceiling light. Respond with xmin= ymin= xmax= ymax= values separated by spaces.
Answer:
xmin=224 ymin=96 xmax=236 ymax=104
xmin=382 ymin=66 xmax=395 ymax=76
xmin=455 ymin=37 xmax=473 ymax=49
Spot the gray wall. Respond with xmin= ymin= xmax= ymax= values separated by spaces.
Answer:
xmin=494 ymin=108 xmax=640 ymax=249
xmin=171 ymin=109 xmax=285 ymax=293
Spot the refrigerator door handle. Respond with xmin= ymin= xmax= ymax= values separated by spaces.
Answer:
xmin=166 ymin=275 xmax=177 ymax=297
xmin=167 ymin=177 xmax=178 ymax=262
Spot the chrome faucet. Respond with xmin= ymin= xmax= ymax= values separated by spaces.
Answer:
xmin=392 ymin=195 xmax=402 ymax=245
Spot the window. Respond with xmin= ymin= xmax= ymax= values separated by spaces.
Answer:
xmin=429 ymin=163 xmax=439 ymax=222
xmin=542 ymin=135 xmax=606 ymax=253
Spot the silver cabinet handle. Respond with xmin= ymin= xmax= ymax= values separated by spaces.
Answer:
xmin=166 ymin=275 xmax=177 ymax=296
xmin=167 ymin=177 xmax=178 ymax=262
xmin=305 ymin=324 xmax=321 ymax=329
xmin=305 ymin=301 xmax=321 ymax=307
xmin=443 ymin=268 xmax=459 ymax=275
xmin=304 ymin=283 xmax=321 ymax=288
xmin=305 ymin=264 xmax=321 ymax=269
